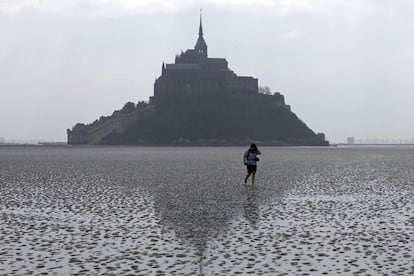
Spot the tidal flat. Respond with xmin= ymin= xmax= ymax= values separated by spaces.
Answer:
xmin=1 ymin=145 xmax=413 ymax=275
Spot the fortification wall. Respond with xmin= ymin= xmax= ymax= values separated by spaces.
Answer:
xmin=87 ymin=110 xmax=142 ymax=144
xmin=68 ymin=107 xmax=154 ymax=145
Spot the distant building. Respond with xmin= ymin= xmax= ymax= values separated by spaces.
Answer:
xmin=67 ymin=14 xmax=328 ymax=146
xmin=0 ymin=137 xmax=4 ymax=144
xmin=150 ymin=14 xmax=258 ymax=105
xmin=347 ymin=137 xmax=355 ymax=144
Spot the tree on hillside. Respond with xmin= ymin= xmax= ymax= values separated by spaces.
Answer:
xmin=259 ymin=86 xmax=272 ymax=95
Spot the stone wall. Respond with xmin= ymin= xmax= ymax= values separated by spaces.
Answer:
xmin=68 ymin=106 xmax=153 ymax=144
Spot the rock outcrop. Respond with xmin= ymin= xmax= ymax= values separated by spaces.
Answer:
xmin=67 ymin=16 xmax=328 ymax=146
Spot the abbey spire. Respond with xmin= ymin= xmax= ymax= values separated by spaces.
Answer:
xmin=199 ymin=11 xmax=203 ymax=36
xmin=194 ymin=10 xmax=207 ymax=57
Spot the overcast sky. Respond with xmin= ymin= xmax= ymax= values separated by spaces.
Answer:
xmin=1 ymin=0 xmax=413 ymax=143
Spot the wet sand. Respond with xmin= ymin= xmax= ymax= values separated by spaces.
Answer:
xmin=1 ymin=146 xmax=413 ymax=275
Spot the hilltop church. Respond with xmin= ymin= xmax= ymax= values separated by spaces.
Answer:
xmin=151 ymin=15 xmax=258 ymax=105
xmin=67 ymin=15 xmax=327 ymax=146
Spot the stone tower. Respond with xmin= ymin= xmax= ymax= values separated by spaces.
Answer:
xmin=194 ymin=12 xmax=207 ymax=58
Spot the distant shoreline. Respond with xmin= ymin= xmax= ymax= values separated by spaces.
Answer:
xmin=1 ymin=143 xmax=414 ymax=148
xmin=332 ymin=143 xmax=414 ymax=147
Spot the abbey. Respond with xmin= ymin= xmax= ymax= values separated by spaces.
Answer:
xmin=151 ymin=16 xmax=258 ymax=105
xmin=67 ymin=15 xmax=327 ymax=146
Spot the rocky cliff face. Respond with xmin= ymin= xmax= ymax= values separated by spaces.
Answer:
xmin=68 ymin=92 xmax=328 ymax=146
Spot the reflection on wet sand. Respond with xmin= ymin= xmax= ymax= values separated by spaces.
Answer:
xmin=242 ymin=186 xmax=259 ymax=227
xmin=0 ymin=146 xmax=413 ymax=275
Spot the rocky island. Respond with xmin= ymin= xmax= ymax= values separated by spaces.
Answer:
xmin=67 ymin=16 xmax=328 ymax=146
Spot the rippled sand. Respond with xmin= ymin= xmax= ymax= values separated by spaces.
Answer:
xmin=1 ymin=146 xmax=413 ymax=275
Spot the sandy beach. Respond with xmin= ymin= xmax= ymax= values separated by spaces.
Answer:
xmin=1 ymin=146 xmax=413 ymax=275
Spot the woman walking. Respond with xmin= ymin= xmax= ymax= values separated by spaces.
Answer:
xmin=243 ymin=144 xmax=261 ymax=185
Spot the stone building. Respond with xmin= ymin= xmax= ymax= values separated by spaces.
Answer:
xmin=67 ymin=14 xmax=327 ymax=146
xmin=150 ymin=15 xmax=258 ymax=105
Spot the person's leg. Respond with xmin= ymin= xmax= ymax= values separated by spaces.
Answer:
xmin=245 ymin=165 xmax=253 ymax=184
xmin=251 ymin=165 xmax=257 ymax=185
xmin=244 ymin=172 xmax=251 ymax=184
